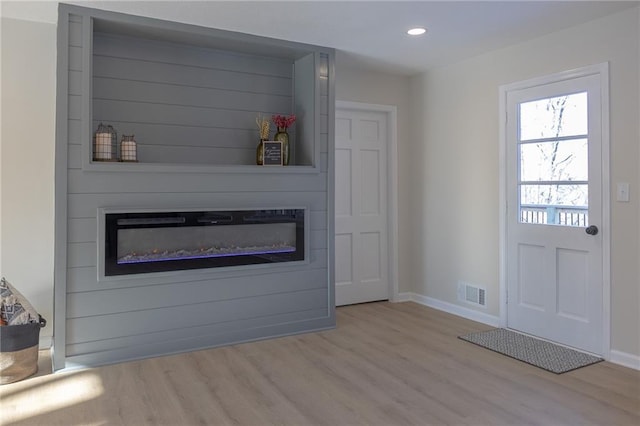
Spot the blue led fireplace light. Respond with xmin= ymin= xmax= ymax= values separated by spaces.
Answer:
xmin=118 ymin=246 xmax=296 ymax=264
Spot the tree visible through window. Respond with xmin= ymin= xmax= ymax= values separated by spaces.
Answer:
xmin=518 ymin=92 xmax=589 ymax=226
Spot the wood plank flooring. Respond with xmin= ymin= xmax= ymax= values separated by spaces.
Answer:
xmin=1 ymin=302 xmax=639 ymax=425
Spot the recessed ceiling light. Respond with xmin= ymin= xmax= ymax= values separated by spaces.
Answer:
xmin=407 ymin=27 xmax=427 ymax=36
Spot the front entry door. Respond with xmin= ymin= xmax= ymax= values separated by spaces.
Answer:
xmin=335 ymin=107 xmax=389 ymax=306
xmin=505 ymin=67 xmax=607 ymax=355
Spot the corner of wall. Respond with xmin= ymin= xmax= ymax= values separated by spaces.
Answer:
xmin=398 ymin=292 xmax=500 ymax=327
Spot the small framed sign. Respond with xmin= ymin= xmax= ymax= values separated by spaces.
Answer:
xmin=262 ymin=141 xmax=283 ymax=166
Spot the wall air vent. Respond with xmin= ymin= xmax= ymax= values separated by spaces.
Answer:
xmin=458 ymin=281 xmax=487 ymax=307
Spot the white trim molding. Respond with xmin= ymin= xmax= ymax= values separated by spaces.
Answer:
xmin=395 ymin=292 xmax=413 ymax=303
xmin=335 ymin=101 xmax=400 ymax=303
xmin=609 ymin=350 xmax=640 ymax=371
xmin=39 ymin=335 xmax=53 ymax=350
xmin=398 ymin=292 xmax=500 ymax=327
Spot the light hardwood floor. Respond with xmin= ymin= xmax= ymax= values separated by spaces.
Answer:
xmin=1 ymin=302 xmax=639 ymax=425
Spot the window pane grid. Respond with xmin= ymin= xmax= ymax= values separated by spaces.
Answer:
xmin=519 ymin=92 xmax=588 ymax=140
xmin=519 ymin=139 xmax=588 ymax=182
xmin=518 ymin=134 xmax=587 ymax=145
xmin=517 ymin=92 xmax=589 ymax=227
xmin=519 ymin=180 xmax=588 ymax=185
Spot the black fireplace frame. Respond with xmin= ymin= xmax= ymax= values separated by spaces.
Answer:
xmin=101 ymin=208 xmax=306 ymax=277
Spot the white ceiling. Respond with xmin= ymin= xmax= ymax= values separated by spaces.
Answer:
xmin=4 ymin=1 xmax=639 ymax=75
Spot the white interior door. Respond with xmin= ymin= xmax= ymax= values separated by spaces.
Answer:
xmin=505 ymin=69 xmax=607 ymax=355
xmin=335 ymin=107 xmax=389 ymax=306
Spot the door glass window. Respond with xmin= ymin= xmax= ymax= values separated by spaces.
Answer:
xmin=518 ymin=92 xmax=589 ymax=227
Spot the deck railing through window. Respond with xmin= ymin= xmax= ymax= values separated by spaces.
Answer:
xmin=520 ymin=204 xmax=588 ymax=227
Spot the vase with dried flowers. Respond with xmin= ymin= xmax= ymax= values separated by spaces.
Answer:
xmin=255 ymin=114 xmax=271 ymax=165
xmin=272 ymin=114 xmax=296 ymax=166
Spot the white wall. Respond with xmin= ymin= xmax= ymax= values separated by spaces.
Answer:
xmin=410 ymin=8 xmax=640 ymax=359
xmin=0 ymin=16 xmax=56 ymax=345
xmin=334 ymin=56 xmax=413 ymax=294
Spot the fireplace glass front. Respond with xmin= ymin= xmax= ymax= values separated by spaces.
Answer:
xmin=104 ymin=209 xmax=305 ymax=276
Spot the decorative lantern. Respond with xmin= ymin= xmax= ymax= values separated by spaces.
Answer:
xmin=93 ymin=123 xmax=117 ymax=161
xmin=120 ymin=134 xmax=138 ymax=162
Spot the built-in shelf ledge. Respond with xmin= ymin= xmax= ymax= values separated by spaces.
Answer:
xmin=85 ymin=161 xmax=321 ymax=174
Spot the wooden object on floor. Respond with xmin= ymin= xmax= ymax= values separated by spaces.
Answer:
xmin=1 ymin=302 xmax=639 ymax=425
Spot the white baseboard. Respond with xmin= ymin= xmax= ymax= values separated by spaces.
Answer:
xmin=395 ymin=292 xmax=413 ymax=303
xmin=39 ymin=335 xmax=52 ymax=350
xmin=397 ymin=292 xmax=640 ymax=371
xmin=397 ymin=292 xmax=500 ymax=327
xmin=609 ymin=350 xmax=640 ymax=371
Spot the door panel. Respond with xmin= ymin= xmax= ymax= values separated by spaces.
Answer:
xmin=506 ymin=72 xmax=604 ymax=355
xmin=556 ymin=248 xmax=589 ymax=321
xmin=335 ymin=109 xmax=389 ymax=306
xmin=335 ymin=233 xmax=353 ymax=286
xmin=360 ymin=150 xmax=381 ymax=215
xmin=517 ymin=243 xmax=546 ymax=310
xmin=335 ymin=150 xmax=352 ymax=216
xmin=360 ymin=232 xmax=382 ymax=282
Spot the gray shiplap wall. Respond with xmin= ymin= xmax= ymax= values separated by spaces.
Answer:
xmin=55 ymin=4 xmax=335 ymax=370
xmin=92 ymin=32 xmax=295 ymax=165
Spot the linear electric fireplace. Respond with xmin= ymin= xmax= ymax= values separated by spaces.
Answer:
xmin=102 ymin=209 xmax=305 ymax=277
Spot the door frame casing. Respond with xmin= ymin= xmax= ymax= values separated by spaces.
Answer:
xmin=498 ymin=63 xmax=611 ymax=358
xmin=335 ymin=101 xmax=399 ymax=303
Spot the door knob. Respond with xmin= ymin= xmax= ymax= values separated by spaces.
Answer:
xmin=585 ymin=225 xmax=599 ymax=235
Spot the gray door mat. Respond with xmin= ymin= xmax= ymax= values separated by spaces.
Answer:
xmin=459 ymin=328 xmax=603 ymax=374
